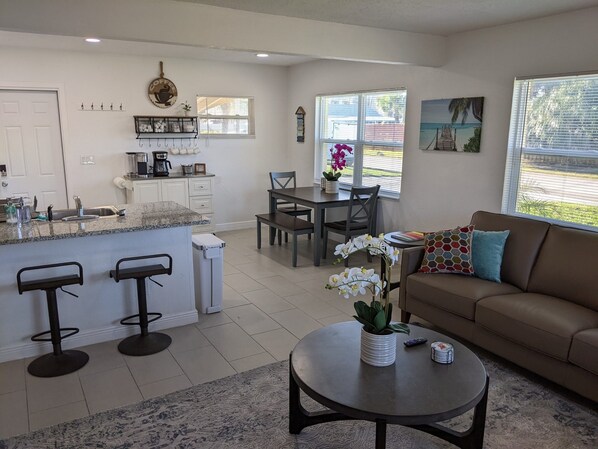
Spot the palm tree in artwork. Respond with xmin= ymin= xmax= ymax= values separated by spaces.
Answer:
xmin=448 ymin=97 xmax=484 ymax=124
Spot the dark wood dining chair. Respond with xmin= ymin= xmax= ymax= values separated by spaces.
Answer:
xmin=322 ymin=185 xmax=380 ymax=266
xmin=269 ymin=171 xmax=312 ymax=242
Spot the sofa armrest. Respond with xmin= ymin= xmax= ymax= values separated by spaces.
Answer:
xmin=399 ymin=246 xmax=424 ymax=310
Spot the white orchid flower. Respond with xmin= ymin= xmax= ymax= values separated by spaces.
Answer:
xmin=328 ymin=274 xmax=342 ymax=287
xmin=338 ymin=286 xmax=351 ymax=298
xmin=334 ymin=241 xmax=354 ymax=259
xmin=352 ymin=234 xmax=367 ymax=249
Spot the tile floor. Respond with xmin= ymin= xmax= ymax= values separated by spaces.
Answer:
xmin=0 ymin=227 xmax=403 ymax=439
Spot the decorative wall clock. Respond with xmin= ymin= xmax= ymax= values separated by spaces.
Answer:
xmin=148 ymin=61 xmax=178 ymax=108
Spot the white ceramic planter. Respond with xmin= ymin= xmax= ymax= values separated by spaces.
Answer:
xmin=360 ymin=327 xmax=397 ymax=367
xmin=325 ymin=180 xmax=339 ymax=194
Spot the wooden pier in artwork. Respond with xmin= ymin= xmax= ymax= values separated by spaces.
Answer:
xmin=423 ymin=125 xmax=457 ymax=151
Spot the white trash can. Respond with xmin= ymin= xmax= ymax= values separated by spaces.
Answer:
xmin=192 ymin=234 xmax=225 ymax=314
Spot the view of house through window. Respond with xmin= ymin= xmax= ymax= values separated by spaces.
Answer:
xmin=196 ymin=96 xmax=255 ymax=136
xmin=315 ymin=89 xmax=406 ymax=197
xmin=502 ymin=74 xmax=598 ymax=229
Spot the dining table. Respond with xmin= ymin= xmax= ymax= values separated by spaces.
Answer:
xmin=268 ymin=186 xmax=352 ymax=266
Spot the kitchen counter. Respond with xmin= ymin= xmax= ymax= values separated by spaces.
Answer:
xmin=0 ymin=201 xmax=209 ymax=246
xmin=124 ymin=172 xmax=215 ymax=180
xmin=0 ymin=201 xmax=204 ymax=362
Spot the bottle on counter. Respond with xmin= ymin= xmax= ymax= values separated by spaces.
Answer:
xmin=16 ymin=197 xmax=32 ymax=226
xmin=4 ymin=199 xmax=18 ymax=224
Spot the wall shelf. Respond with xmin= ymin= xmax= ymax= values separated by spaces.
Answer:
xmin=134 ymin=116 xmax=198 ymax=139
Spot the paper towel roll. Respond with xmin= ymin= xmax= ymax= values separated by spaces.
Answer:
xmin=113 ymin=177 xmax=127 ymax=189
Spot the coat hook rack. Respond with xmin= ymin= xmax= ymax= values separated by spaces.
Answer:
xmin=80 ymin=102 xmax=126 ymax=112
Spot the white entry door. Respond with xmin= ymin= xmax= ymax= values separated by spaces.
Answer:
xmin=0 ymin=90 xmax=68 ymax=210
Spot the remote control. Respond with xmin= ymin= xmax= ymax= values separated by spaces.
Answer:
xmin=404 ymin=337 xmax=428 ymax=347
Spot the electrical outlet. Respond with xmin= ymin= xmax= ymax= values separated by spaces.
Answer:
xmin=81 ymin=155 xmax=95 ymax=165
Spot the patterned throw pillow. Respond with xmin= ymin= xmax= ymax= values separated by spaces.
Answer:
xmin=418 ymin=225 xmax=475 ymax=275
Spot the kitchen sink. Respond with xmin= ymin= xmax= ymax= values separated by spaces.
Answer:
xmin=62 ymin=214 xmax=101 ymax=221
xmin=50 ymin=205 xmax=121 ymax=221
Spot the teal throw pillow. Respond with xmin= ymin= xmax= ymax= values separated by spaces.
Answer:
xmin=471 ymin=230 xmax=510 ymax=283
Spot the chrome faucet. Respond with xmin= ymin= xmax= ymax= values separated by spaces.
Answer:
xmin=73 ymin=196 xmax=83 ymax=217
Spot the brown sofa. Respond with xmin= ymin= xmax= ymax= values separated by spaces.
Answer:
xmin=399 ymin=211 xmax=598 ymax=402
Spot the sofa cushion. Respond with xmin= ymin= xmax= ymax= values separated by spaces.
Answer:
xmin=569 ymin=329 xmax=598 ymax=375
xmin=527 ymin=225 xmax=598 ymax=313
xmin=418 ymin=225 xmax=474 ymax=275
xmin=407 ymin=272 xmax=521 ymax=320
xmin=476 ymin=293 xmax=598 ymax=361
xmin=471 ymin=230 xmax=510 ymax=283
xmin=470 ymin=211 xmax=550 ymax=290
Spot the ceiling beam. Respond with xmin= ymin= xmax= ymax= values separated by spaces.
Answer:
xmin=0 ymin=0 xmax=447 ymax=66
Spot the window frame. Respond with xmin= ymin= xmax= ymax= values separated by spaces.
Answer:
xmin=502 ymin=72 xmax=598 ymax=231
xmin=314 ymin=89 xmax=406 ymax=199
xmin=196 ymin=95 xmax=255 ymax=138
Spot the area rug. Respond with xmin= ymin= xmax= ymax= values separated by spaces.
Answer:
xmin=1 ymin=354 xmax=596 ymax=449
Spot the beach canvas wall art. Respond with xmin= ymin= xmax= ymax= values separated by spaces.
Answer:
xmin=419 ymin=97 xmax=484 ymax=152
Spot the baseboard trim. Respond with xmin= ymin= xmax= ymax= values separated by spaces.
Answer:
xmin=0 ymin=310 xmax=199 ymax=363
xmin=215 ymin=220 xmax=254 ymax=232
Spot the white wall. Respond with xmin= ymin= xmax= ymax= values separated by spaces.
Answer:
xmin=0 ymin=47 xmax=289 ymax=228
xmin=2 ymin=7 xmax=597 ymax=232
xmin=288 ymin=7 xmax=598 ymax=232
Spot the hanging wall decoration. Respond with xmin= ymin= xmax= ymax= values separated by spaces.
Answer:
xmin=295 ymin=106 xmax=306 ymax=143
xmin=419 ymin=97 xmax=484 ymax=152
xmin=148 ymin=61 xmax=178 ymax=109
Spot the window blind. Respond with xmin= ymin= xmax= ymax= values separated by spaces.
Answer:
xmin=502 ymin=74 xmax=598 ymax=229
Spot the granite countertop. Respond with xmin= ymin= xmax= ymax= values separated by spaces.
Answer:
xmin=124 ymin=173 xmax=215 ymax=180
xmin=0 ymin=201 xmax=209 ymax=246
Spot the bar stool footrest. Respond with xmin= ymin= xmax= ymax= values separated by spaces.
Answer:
xmin=117 ymin=332 xmax=172 ymax=356
xmin=30 ymin=327 xmax=79 ymax=342
xmin=119 ymin=313 xmax=162 ymax=326
xmin=27 ymin=350 xmax=89 ymax=378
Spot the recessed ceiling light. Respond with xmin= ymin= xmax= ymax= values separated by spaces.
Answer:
xmin=85 ymin=38 xmax=101 ymax=43
xmin=256 ymin=53 xmax=269 ymax=58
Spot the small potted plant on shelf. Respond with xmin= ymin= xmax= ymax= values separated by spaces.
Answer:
xmin=180 ymin=101 xmax=192 ymax=116
xmin=322 ymin=143 xmax=352 ymax=193
xmin=326 ymin=234 xmax=410 ymax=366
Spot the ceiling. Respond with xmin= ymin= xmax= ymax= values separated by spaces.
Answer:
xmin=175 ymin=0 xmax=598 ymax=36
xmin=1 ymin=0 xmax=596 ymax=67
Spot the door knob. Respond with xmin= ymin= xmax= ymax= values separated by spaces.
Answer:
xmin=1 ymin=181 xmax=7 ymax=187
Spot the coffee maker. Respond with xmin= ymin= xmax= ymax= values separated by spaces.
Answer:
xmin=152 ymin=151 xmax=172 ymax=177
xmin=126 ymin=152 xmax=149 ymax=178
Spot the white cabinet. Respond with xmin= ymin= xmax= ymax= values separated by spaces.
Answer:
xmin=161 ymin=178 xmax=189 ymax=208
xmin=129 ymin=180 xmax=161 ymax=203
xmin=188 ymin=178 xmax=214 ymax=233
xmin=126 ymin=176 xmax=214 ymax=233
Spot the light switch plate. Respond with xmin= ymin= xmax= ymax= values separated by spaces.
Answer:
xmin=81 ymin=155 xmax=95 ymax=165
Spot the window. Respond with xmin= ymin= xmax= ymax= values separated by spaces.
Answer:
xmin=502 ymin=74 xmax=598 ymax=229
xmin=196 ymin=96 xmax=254 ymax=136
xmin=315 ymin=89 xmax=406 ymax=197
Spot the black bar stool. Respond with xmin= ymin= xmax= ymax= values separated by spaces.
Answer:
xmin=16 ymin=262 xmax=89 ymax=377
xmin=110 ymin=254 xmax=173 ymax=356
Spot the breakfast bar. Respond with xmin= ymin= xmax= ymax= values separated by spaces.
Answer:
xmin=0 ymin=201 xmax=206 ymax=363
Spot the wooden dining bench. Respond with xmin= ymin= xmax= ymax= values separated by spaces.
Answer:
xmin=256 ymin=213 xmax=314 ymax=267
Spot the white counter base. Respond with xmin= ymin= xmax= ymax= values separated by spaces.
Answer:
xmin=0 ymin=226 xmax=198 ymax=363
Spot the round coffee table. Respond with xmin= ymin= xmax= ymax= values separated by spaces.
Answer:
xmin=289 ymin=322 xmax=489 ymax=449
